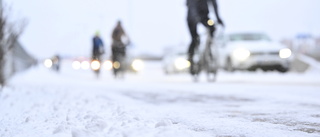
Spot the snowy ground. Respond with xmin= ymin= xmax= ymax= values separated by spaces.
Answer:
xmin=1 ymin=60 xmax=320 ymax=137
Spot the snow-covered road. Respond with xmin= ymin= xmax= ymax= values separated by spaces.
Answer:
xmin=1 ymin=61 xmax=320 ymax=137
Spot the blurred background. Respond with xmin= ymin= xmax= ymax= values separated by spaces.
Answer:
xmin=1 ymin=0 xmax=320 ymax=83
xmin=1 ymin=1 xmax=319 ymax=136
xmin=4 ymin=0 xmax=320 ymax=57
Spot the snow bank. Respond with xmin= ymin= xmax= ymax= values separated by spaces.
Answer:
xmin=0 ymin=41 xmax=36 ymax=86
xmin=0 ymin=61 xmax=320 ymax=137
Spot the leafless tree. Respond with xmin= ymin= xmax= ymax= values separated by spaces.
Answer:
xmin=0 ymin=0 xmax=26 ymax=87
xmin=0 ymin=1 xmax=6 ymax=87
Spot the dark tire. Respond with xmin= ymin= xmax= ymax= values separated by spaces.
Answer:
xmin=206 ymin=70 xmax=217 ymax=82
xmin=164 ymin=69 xmax=169 ymax=75
xmin=193 ymin=74 xmax=199 ymax=82
xmin=113 ymin=53 xmax=126 ymax=79
xmin=190 ymin=62 xmax=201 ymax=75
xmin=277 ymin=66 xmax=289 ymax=73
xmin=204 ymin=55 xmax=217 ymax=82
xmin=226 ymin=58 xmax=234 ymax=72
xmin=94 ymin=70 xmax=100 ymax=78
xmin=91 ymin=57 xmax=101 ymax=78
xmin=190 ymin=60 xmax=201 ymax=82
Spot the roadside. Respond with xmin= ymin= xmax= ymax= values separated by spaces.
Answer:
xmin=291 ymin=53 xmax=320 ymax=72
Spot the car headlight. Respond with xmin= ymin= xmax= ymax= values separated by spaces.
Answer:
xmin=232 ymin=48 xmax=251 ymax=61
xmin=81 ymin=61 xmax=90 ymax=70
xmin=44 ymin=59 xmax=53 ymax=68
xmin=103 ymin=60 xmax=113 ymax=70
xmin=174 ymin=57 xmax=190 ymax=70
xmin=72 ymin=61 xmax=81 ymax=70
xmin=131 ymin=59 xmax=144 ymax=71
xmin=279 ymin=48 xmax=292 ymax=59
xmin=91 ymin=60 xmax=101 ymax=70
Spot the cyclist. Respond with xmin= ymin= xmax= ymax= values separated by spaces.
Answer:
xmin=111 ymin=20 xmax=130 ymax=77
xmin=92 ymin=32 xmax=105 ymax=77
xmin=186 ymin=0 xmax=224 ymax=75
xmin=92 ymin=31 xmax=105 ymax=61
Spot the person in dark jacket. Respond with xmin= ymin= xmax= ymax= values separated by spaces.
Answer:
xmin=92 ymin=32 xmax=104 ymax=61
xmin=111 ymin=20 xmax=128 ymax=57
xmin=111 ymin=20 xmax=130 ymax=77
xmin=186 ymin=0 xmax=224 ymax=75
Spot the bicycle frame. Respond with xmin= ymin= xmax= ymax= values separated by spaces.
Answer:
xmin=192 ymin=28 xmax=219 ymax=82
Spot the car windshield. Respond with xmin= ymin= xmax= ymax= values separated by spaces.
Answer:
xmin=229 ymin=33 xmax=270 ymax=42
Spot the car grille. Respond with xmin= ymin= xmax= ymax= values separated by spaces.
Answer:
xmin=251 ymin=51 xmax=279 ymax=56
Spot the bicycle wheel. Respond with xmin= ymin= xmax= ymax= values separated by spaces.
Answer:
xmin=206 ymin=63 xmax=217 ymax=82
xmin=94 ymin=69 xmax=100 ymax=78
xmin=204 ymin=47 xmax=217 ymax=82
xmin=190 ymin=52 xmax=202 ymax=82
xmin=113 ymin=55 xmax=126 ymax=79
xmin=205 ymin=56 xmax=217 ymax=82
xmin=191 ymin=61 xmax=201 ymax=82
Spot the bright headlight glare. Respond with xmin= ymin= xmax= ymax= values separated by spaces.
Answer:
xmin=91 ymin=60 xmax=101 ymax=70
xmin=81 ymin=61 xmax=90 ymax=70
xmin=132 ymin=59 xmax=144 ymax=71
xmin=72 ymin=61 xmax=81 ymax=70
xmin=103 ymin=60 xmax=113 ymax=70
xmin=279 ymin=48 xmax=292 ymax=59
xmin=174 ymin=58 xmax=190 ymax=70
xmin=44 ymin=59 xmax=53 ymax=68
xmin=233 ymin=48 xmax=250 ymax=61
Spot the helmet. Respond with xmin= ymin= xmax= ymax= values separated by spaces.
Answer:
xmin=95 ymin=31 xmax=100 ymax=36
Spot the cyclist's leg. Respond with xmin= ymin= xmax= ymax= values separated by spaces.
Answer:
xmin=187 ymin=11 xmax=200 ymax=75
xmin=119 ymin=47 xmax=126 ymax=72
xmin=187 ymin=26 xmax=199 ymax=63
xmin=92 ymin=49 xmax=98 ymax=60
xmin=111 ymin=47 xmax=118 ymax=76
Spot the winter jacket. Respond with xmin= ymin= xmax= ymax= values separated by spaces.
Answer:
xmin=93 ymin=36 xmax=104 ymax=50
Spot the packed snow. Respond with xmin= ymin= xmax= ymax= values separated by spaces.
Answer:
xmin=1 ymin=60 xmax=320 ymax=137
xmin=2 ymin=0 xmax=320 ymax=136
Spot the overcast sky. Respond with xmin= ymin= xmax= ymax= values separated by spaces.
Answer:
xmin=6 ymin=0 xmax=320 ymax=58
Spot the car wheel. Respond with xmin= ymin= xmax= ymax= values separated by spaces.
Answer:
xmin=164 ymin=67 xmax=170 ymax=75
xmin=164 ymin=69 xmax=169 ymax=74
xmin=277 ymin=66 xmax=289 ymax=73
xmin=248 ymin=68 xmax=256 ymax=72
xmin=226 ymin=58 xmax=234 ymax=72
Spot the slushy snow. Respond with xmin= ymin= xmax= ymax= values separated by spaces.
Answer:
xmin=0 ymin=61 xmax=320 ymax=137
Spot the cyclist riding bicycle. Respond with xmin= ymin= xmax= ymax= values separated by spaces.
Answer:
xmin=91 ymin=31 xmax=104 ymax=77
xmin=93 ymin=32 xmax=104 ymax=60
xmin=186 ymin=0 xmax=224 ymax=75
xmin=92 ymin=31 xmax=105 ymax=77
xmin=111 ymin=20 xmax=130 ymax=78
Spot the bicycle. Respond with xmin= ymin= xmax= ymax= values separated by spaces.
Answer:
xmin=112 ymin=42 xmax=127 ymax=79
xmin=91 ymin=56 xmax=102 ymax=78
xmin=190 ymin=28 xmax=220 ymax=82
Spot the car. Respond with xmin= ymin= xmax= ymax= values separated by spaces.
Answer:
xmin=71 ymin=57 xmax=92 ymax=70
xmin=124 ymin=56 xmax=145 ymax=73
xmin=162 ymin=50 xmax=190 ymax=74
xmin=218 ymin=32 xmax=292 ymax=72
xmin=71 ymin=56 xmax=144 ymax=73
